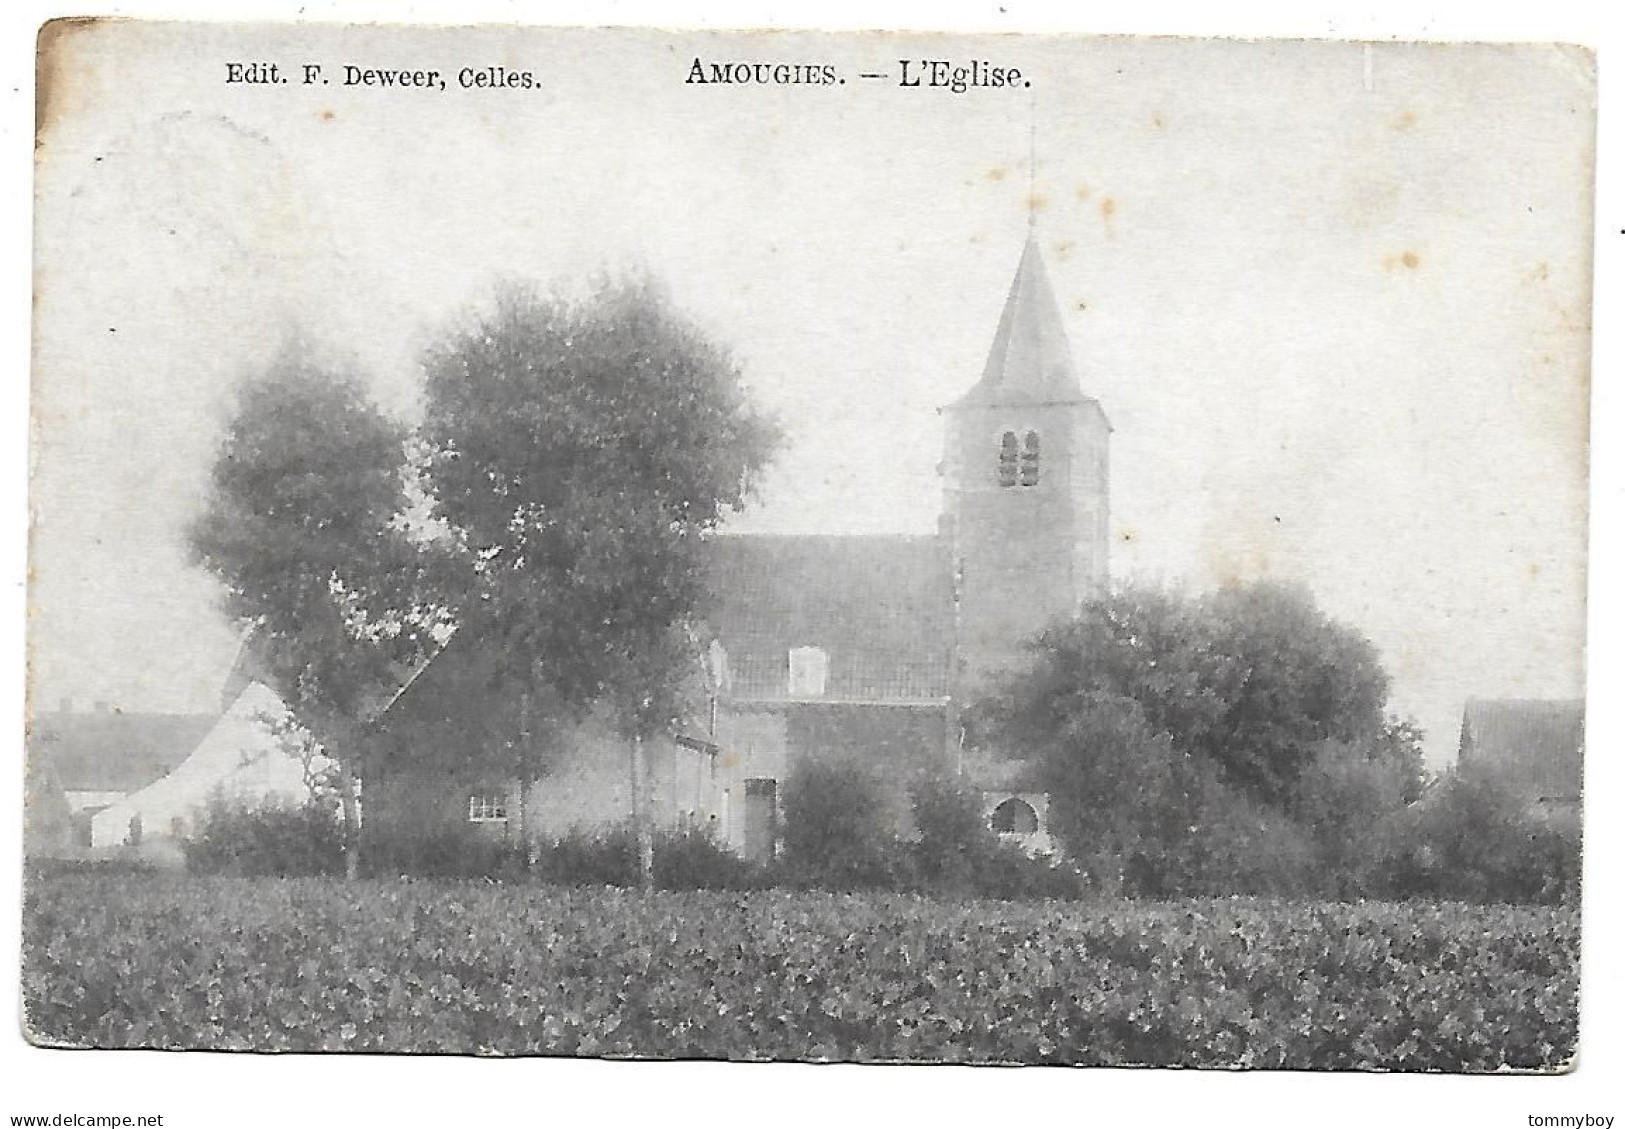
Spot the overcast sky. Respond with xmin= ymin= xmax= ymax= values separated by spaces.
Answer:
xmin=30 ymin=24 xmax=1594 ymax=765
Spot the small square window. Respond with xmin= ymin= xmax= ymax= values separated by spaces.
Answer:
xmin=468 ymin=794 xmax=508 ymax=823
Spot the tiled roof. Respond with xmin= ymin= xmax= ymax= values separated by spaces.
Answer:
xmin=372 ymin=623 xmax=511 ymax=735
xmin=1458 ymin=698 xmax=1584 ymax=799
xmin=373 ymin=611 xmax=715 ymax=745
xmin=28 ymin=710 xmax=216 ymax=793
xmin=374 ymin=535 xmax=958 ymax=718
xmin=703 ymin=534 xmax=954 ymax=703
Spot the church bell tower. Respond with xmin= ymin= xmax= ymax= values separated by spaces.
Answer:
xmin=942 ymin=231 xmax=1111 ymax=689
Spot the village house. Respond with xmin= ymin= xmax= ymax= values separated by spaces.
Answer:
xmin=26 ymin=653 xmax=328 ymax=864
xmin=25 ymin=699 xmax=214 ymax=855
xmin=365 ymin=230 xmax=1111 ymax=861
xmin=1456 ymin=697 xmax=1584 ymax=830
xmin=87 ymin=681 xmax=328 ymax=861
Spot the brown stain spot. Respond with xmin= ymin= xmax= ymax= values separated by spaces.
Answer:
xmin=1532 ymin=261 xmax=1551 ymax=282
xmin=1528 ymin=562 xmax=1542 ymax=583
xmin=36 ymin=18 xmax=102 ymax=152
xmin=1152 ymin=114 xmax=1165 ymax=129
xmin=1054 ymin=240 xmax=1075 ymax=260
xmin=1392 ymin=642 xmax=1426 ymax=683
xmin=987 ymin=167 xmax=1007 ymax=182
xmin=1392 ymin=110 xmax=1418 ymax=131
xmin=1075 ymin=184 xmax=1092 ymax=202
xmin=1214 ymin=551 xmax=1274 ymax=588
xmin=1099 ymin=197 xmax=1117 ymax=225
xmin=1076 ymin=300 xmax=1088 ymax=311
xmin=1553 ymin=305 xmax=1589 ymax=334
xmin=1119 ymin=529 xmax=1136 ymax=543
xmin=1382 ymin=250 xmax=1421 ymax=271
xmin=1027 ymin=192 xmax=1049 ymax=213
xmin=319 ymin=108 xmax=336 ymax=122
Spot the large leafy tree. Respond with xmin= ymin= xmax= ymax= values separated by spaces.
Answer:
xmin=418 ymin=278 xmax=778 ymax=879
xmin=986 ymin=581 xmax=1392 ymax=810
xmin=190 ymin=348 xmax=444 ymax=877
xmin=1199 ymin=581 xmax=1392 ymax=803
xmin=976 ymin=581 xmax=1417 ymax=894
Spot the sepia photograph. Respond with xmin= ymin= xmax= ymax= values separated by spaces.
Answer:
xmin=13 ymin=6 xmax=1610 ymax=1109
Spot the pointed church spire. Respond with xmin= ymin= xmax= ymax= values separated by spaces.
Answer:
xmin=957 ymin=233 xmax=1086 ymax=406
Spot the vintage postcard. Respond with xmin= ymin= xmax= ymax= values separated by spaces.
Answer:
xmin=24 ymin=20 xmax=1593 ymax=1075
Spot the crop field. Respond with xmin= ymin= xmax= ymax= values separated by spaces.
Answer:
xmin=22 ymin=874 xmax=1578 ymax=1069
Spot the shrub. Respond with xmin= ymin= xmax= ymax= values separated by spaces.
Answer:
xmin=1370 ymin=773 xmax=1580 ymax=904
xmin=1288 ymin=735 xmax=1425 ymax=898
xmin=1034 ymin=692 xmax=1192 ymax=892
xmin=1179 ymin=778 xmax=1319 ymax=899
xmin=908 ymin=774 xmax=1084 ymax=901
xmin=532 ymin=825 xmax=637 ymax=887
xmin=909 ymin=775 xmax=994 ymax=896
xmin=362 ymin=819 xmax=529 ymax=881
xmin=25 ymin=856 xmax=158 ymax=880
xmin=502 ymin=824 xmax=768 ymax=891
xmin=1033 ymin=702 xmax=1318 ymax=900
xmin=780 ymin=758 xmax=905 ymax=891
xmin=653 ymin=826 xmax=765 ymax=891
xmin=971 ymin=842 xmax=1085 ymax=901
xmin=183 ymin=797 xmax=346 ymax=878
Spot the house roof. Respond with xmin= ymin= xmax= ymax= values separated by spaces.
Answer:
xmin=371 ymin=622 xmax=519 ymax=737
xmin=90 ymin=683 xmax=325 ymax=844
xmin=1458 ymin=698 xmax=1584 ymax=799
xmin=372 ymin=608 xmax=720 ymax=763
xmin=704 ymin=533 xmax=954 ymax=703
xmin=951 ymin=231 xmax=1094 ymax=409
xmin=28 ymin=709 xmax=216 ymax=793
xmin=373 ymin=532 xmax=956 ymax=736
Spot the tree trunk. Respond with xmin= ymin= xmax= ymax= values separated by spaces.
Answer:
xmin=337 ymin=758 xmax=362 ymax=881
xmin=630 ymin=734 xmax=654 ymax=888
xmin=516 ymin=690 xmax=533 ymax=868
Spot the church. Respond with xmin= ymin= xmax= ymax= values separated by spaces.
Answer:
xmin=365 ymin=230 xmax=1111 ymax=864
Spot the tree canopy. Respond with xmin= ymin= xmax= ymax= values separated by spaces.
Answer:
xmin=419 ymin=279 xmax=779 ymax=739
xmin=189 ymin=347 xmax=447 ymax=874
xmin=974 ymin=581 xmax=1425 ymax=896
xmin=415 ymin=278 xmax=779 ymax=881
xmin=191 ymin=351 xmax=439 ymax=721
xmin=984 ymin=581 xmax=1396 ymax=809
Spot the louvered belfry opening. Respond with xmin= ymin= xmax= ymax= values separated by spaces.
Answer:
xmin=998 ymin=431 xmax=1020 ymax=487
xmin=1019 ymin=430 xmax=1041 ymax=487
